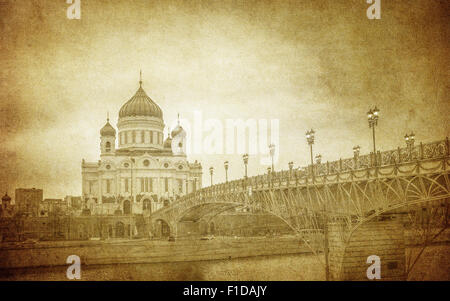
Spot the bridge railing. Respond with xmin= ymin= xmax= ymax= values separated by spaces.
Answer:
xmin=163 ymin=138 xmax=449 ymax=209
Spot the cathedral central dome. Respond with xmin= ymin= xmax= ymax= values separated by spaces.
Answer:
xmin=119 ymin=84 xmax=163 ymax=119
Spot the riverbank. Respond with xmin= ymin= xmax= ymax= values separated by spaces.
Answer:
xmin=0 ymin=235 xmax=311 ymax=269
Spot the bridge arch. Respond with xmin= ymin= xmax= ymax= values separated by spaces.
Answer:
xmin=153 ymin=218 xmax=173 ymax=238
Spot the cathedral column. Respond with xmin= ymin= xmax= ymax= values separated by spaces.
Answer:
xmin=98 ymin=173 xmax=103 ymax=206
xmin=115 ymin=170 xmax=120 ymax=199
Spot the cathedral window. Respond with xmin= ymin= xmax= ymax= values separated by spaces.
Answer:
xmin=150 ymin=131 xmax=153 ymax=144
xmin=105 ymin=141 xmax=111 ymax=152
xmin=177 ymin=179 xmax=183 ymax=193
xmin=125 ymin=178 xmax=129 ymax=192
xmin=106 ymin=179 xmax=111 ymax=193
xmin=164 ymin=178 xmax=169 ymax=192
xmin=143 ymin=160 xmax=150 ymax=167
xmin=125 ymin=132 xmax=128 ymax=144
xmin=141 ymin=131 xmax=145 ymax=143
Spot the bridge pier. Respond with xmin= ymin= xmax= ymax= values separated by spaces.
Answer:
xmin=176 ymin=221 xmax=201 ymax=238
xmin=328 ymin=213 xmax=406 ymax=281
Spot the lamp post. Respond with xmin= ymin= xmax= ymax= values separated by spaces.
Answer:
xmin=306 ymin=129 xmax=315 ymax=175
xmin=353 ymin=145 xmax=361 ymax=169
xmin=209 ymin=166 xmax=214 ymax=186
xmin=224 ymin=161 xmax=229 ymax=183
xmin=315 ymin=154 xmax=322 ymax=164
xmin=353 ymin=145 xmax=361 ymax=158
xmin=243 ymin=154 xmax=249 ymax=178
xmin=288 ymin=161 xmax=294 ymax=183
xmin=269 ymin=144 xmax=275 ymax=173
xmin=129 ymin=157 xmax=135 ymax=237
xmin=288 ymin=161 xmax=294 ymax=174
xmin=404 ymin=132 xmax=415 ymax=159
xmin=367 ymin=106 xmax=380 ymax=164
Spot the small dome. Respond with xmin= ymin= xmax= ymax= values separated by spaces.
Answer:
xmin=119 ymin=84 xmax=163 ymax=119
xmin=2 ymin=193 xmax=11 ymax=202
xmin=100 ymin=120 xmax=116 ymax=136
xmin=171 ymin=124 xmax=185 ymax=138
xmin=163 ymin=136 xmax=172 ymax=148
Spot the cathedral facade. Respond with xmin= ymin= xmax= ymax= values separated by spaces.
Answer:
xmin=81 ymin=77 xmax=202 ymax=216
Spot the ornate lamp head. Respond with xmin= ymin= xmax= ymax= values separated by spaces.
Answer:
xmin=405 ymin=132 xmax=415 ymax=147
xmin=306 ymin=129 xmax=315 ymax=145
xmin=368 ymin=107 xmax=380 ymax=126
xmin=242 ymin=154 xmax=249 ymax=164
xmin=315 ymin=154 xmax=322 ymax=164
xmin=353 ymin=145 xmax=361 ymax=157
xmin=288 ymin=161 xmax=294 ymax=171
xmin=268 ymin=144 xmax=275 ymax=157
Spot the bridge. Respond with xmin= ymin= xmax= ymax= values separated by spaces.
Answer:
xmin=148 ymin=138 xmax=450 ymax=280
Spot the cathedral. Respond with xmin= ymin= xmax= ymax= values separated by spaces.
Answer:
xmin=81 ymin=75 xmax=203 ymax=215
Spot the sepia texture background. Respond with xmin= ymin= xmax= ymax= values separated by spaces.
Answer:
xmin=0 ymin=0 xmax=449 ymax=199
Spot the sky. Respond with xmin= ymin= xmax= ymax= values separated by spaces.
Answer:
xmin=0 ymin=0 xmax=449 ymax=200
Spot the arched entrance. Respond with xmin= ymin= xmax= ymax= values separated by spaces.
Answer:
xmin=115 ymin=222 xmax=125 ymax=238
xmin=155 ymin=219 xmax=171 ymax=238
xmin=123 ymin=200 xmax=131 ymax=215
xmin=209 ymin=222 xmax=215 ymax=235
xmin=143 ymin=199 xmax=151 ymax=213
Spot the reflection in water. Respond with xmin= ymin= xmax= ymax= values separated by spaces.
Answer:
xmin=0 ymin=253 xmax=324 ymax=281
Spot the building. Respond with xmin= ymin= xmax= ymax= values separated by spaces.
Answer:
xmin=81 ymin=75 xmax=202 ymax=216
xmin=64 ymin=195 xmax=82 ymax=210
xmin=0 ymin=193 xmax=14 ymax=218
xmin=15 ymin=188 xmax=43 ymax=217
xmin=39 ymin=198 xmax=68 ymax=217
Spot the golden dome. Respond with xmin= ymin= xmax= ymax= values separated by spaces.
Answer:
xmin=119 ymin=84 xmax=163 ymax=119
xmin=100 ymin=119 xmax=116 ymax=136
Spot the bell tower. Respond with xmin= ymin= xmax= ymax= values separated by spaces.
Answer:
xmin=100 ymin=115 xmax=116 ymax=156
xmin=171 ymin=114 xmax=187 ymax=156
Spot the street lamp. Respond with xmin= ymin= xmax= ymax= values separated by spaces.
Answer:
xmin=306 ymin=129 xmax=315 ymax=174
xmin=242 ymin=154 xmax=249 ymax=178
xmin=224 ymin=161 xmax=229 ymax=183
xmin=269 ymin=144 xmax=275 ymax=173
xmin=353 ymin=145 xmax=361 ymax=158
xmin=367 ymin=106 xmax=380 ymax=163
xmin=129 ymin=157 xmax=135 ymax=236
xmin=315 ymin=154 xmax=322 ymax=164
xmin=404 ymin=132 xmax=415 ymax=147
xmin=288 ymin=161 xmax=294 ymax=182
xmin=209 ymin=166 xmax=214 ymax=186
xmin=288 ymin=161 xmax=294 ymax=172
xmin=404 ymin=132 xmax=415 ymax=158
